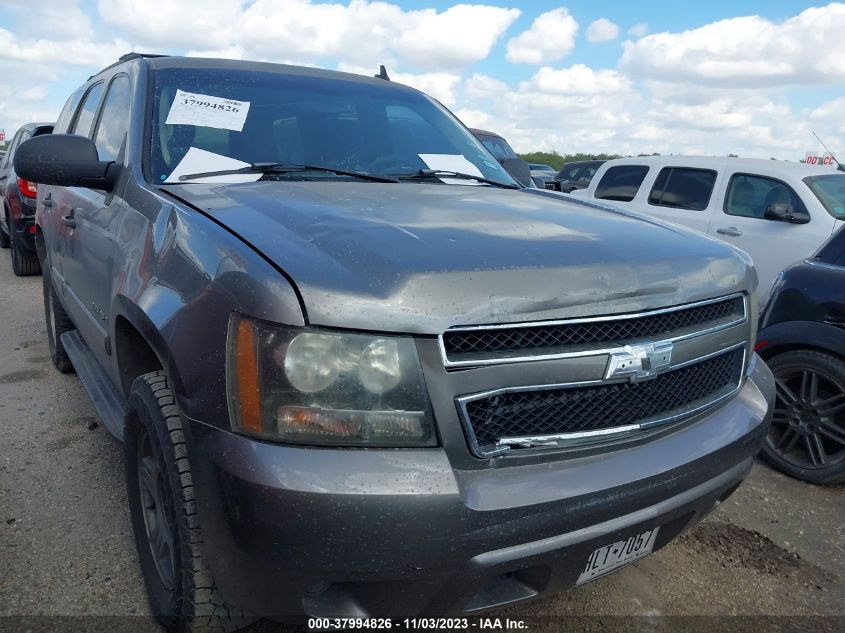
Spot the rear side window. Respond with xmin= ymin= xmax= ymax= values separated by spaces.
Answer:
xmin=648 ymin=167 xmax=716 ymax=211
xmin=55 ymin=88 xmax=85 ymax=134
xmin=477 ymin=135 xmax=517 ymax=160
xmin=558 ymin=164 xmax=581 ymax=181
xmin=71 ymin=83 xmax=105 ymax=138
xmin=724 ymin=174 xmax=807 ymax=219
xmin=594 ymin=165 xmax=649 ymax=202
xmin=93 ymin=75 xmax=131 ymax=162
xmin=0 ymin=130 xmax=24 ymax=169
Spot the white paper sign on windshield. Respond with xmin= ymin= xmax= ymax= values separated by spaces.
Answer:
xmin=419 ymin=154 xmax=484 ymax=177
xmin=165 ymin=89 xmax=250 ymax=132
xmin=164 ymin=147 xmax=261 ymax=184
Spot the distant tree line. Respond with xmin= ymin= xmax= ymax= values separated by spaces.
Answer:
xmin=517 ymin=151 xmax=621 ymax=171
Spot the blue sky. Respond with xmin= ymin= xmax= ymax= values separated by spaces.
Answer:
xmin=1 ymin=1 xmax=843 ymax=159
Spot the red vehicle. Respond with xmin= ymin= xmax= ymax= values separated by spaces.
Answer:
xmin=0 ymin=122 xmax=54 ymax=275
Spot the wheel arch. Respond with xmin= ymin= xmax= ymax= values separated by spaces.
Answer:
xmin=756 ymin=321 xmax=845 ymax=363
xmin=112 ymin=296 xmax=184 ymax=400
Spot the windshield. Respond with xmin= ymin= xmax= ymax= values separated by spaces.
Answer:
xmin=149 ymin=67 xmax=515 ymax=186
xmin=804 ymin=174 xmax=845 ymax=220
xmin=475 ymin=134 xmax=518 ymax=160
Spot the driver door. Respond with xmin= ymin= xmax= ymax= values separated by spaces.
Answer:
xmin=53 ymin=75 xmax=131 ymax=367
xmin=708 ymin=172 xmax=833 ymax=297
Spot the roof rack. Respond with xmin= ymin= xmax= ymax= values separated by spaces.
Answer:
xmin=89 ymin=52 xmax=170 ymax=79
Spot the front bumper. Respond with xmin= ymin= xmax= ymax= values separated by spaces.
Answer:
xmin=185 ymin=354 xmax=773 ymax=617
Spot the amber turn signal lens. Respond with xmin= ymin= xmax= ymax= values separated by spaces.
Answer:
xmin=234 ymin=318 xmax=262 ymax=434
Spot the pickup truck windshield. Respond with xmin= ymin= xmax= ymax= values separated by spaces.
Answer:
xmin=804 ymin=174 xmax=845 ymax=219
xmin=149 ymin=68 xmax=515 ymax=186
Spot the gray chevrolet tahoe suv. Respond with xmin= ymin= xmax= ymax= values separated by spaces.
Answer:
xmin=15 ymin=53 xmax=774 ymax=630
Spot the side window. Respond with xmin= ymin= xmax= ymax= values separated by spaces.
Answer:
xmin=562 ymin=164 xmax=581 ymax=180
xmin=54 ymin=88 xmax=85 ymax=135
xmin=478 ymin=135 xmax=516 ymax=160
xmin=0 ymin=131 xmax=24 ymax=170
xmin=594 ymin=165 xmax=649 ymax=202
xmin=93 ymin=76 xmax=131 ymax=162
xmin=648 ymin=167 xmax=717 ymax=211
xmin=71 ymin=83 xmax=105 ymax=138
xmin=724 ymin=174 xmax=807 ymax=219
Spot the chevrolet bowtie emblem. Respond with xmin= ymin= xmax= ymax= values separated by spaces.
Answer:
xmin=605 ymin=342 xmax=674 ymax=382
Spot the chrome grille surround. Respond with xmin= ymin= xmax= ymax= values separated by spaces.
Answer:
xmin=439 ymin=293 xmax=747 ymax=369
xmin=457 ymin=343 xmax=747 ymax=458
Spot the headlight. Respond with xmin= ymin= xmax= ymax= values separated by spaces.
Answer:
xmin=226 ymin=315 xmax=436 ymax=447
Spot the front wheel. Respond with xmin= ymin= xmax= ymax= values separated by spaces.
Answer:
xmin=124 ymin=371 xmax=251 ymax=633
xmin=761 ymin=350 xmax=845 ymax=484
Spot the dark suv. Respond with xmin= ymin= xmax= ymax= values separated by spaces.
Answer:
xmin=0 ymin=122 xmax=53 ymax=275
xmin=756 ymin=227 xmax=845 ymax=484
xmin=16 ymin=53 xmax=773 ymax=630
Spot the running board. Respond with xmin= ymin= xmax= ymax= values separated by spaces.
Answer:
xmin=61 ymin=331 xmax=127 ymax=442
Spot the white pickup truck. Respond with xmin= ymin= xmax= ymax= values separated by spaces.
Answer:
xmin=570 ymin=155 xmax=845 ymax=296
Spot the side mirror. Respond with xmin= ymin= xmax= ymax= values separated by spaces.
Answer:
xmin=764 ymin=203 xmax=810 ymax=224
xmin=14 ymin=134 xmax=119 ymax=191
xmin=544 ymin=180 xmax=562 ymax=192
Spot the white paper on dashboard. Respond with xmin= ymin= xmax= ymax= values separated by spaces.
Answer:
xmin=419 ymin=153 xmax=483 ymax=185
xmin=165 ymin=89 xmax=250 ymax=131
xmin=164 ymin=147 xmax=262 ymax=184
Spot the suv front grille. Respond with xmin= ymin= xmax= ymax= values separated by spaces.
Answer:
xmin=458 ymin=346 xmax=744 ymax=457
xmin=442 ymin=295 xmax=744 ymax=366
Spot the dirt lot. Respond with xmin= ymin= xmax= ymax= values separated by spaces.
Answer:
xmin=0 ymin=261 xmax=843 ymax=632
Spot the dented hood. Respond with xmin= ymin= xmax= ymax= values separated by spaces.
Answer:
xmin=161 ymin=182 xmax=754 ymax=334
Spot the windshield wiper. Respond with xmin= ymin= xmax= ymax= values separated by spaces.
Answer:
xmin=178 ymin=162 xmax=400 ymax=183
xmin=394 ymin=169 xmax=520 ymax=189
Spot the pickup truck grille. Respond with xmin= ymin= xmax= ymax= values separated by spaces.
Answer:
xmin=458 ymin=346 xmax=744 ymax=457
xmin=441 ymin=295 xmax=745 ymax=367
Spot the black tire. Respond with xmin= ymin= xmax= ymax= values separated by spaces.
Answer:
xmin=124 ymin=371 xmax=252 ymax=633
xmin=0 ymin=210 xmax=9 ymax=249
xmin=11 ymin=234 xmax=41 ymax=276
xmin=42 ymin=268 xmax=75 ymax=373
xmin=761 ymin=350 xmax=845 ymax=484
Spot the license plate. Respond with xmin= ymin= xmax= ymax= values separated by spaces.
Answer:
xmin=576 ymin=527 xmax=659 ymax=585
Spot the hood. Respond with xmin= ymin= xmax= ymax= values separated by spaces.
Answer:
xmin=161 ymin=181 xmax=753 ymax=334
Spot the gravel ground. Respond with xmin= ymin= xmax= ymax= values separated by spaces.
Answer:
xmin=0 ymin=261 xmax=843 ymax=632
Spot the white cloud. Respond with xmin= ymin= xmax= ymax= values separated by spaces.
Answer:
xmin=337 ymin=63 xmax=462 ymax=107
xmin=506 ymin=8 xmax=578 ymax=64
xmin=621 ymin=3 xmax=845 ymax=87
xmin=586 ymin=18 xmax=620 ymax=43
xmin=5 ymin=0 xmax=94 ymax=40
xmin=99 ymin=0 xmax=519 ymax=71
xmin=463 ymin=73 xmax=510 ymax=100
xmin=394 ymin=5 xmax=521 ymax=70
xmin=525 ymin=65 xmax=630 ymax=96
xmin=628 ymin=22 xmax=649 ymax=38
xmin=390 ymin=71 xmax=463 ymax=107
xmin=0 ymin=28 xmax=128 ymax=67
xmin=98 ymin=0 xmax=244 ymax=50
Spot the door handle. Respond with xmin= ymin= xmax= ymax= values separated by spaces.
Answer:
xmin=61 ymin=208 xmax=79 ymax=228
xmin=716 ymin=226 xmax=742 ymax=237
xmin=43 ymin=193 xmax=53 ymax=208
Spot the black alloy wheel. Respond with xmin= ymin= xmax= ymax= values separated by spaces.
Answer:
xmin=763 ymin=350 xmax=845 ymax=484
